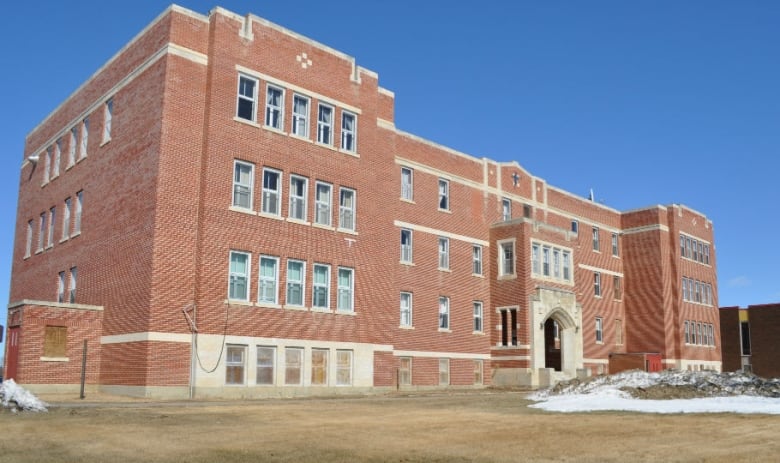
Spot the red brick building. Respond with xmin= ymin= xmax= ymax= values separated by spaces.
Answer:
xmin=720 ymin=304 xmax=780 ymax=378
xmin=5 ymin=5 xmax=721 ymax=398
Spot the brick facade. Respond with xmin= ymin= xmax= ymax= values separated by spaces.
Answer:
xmin=720 ymin=304 xmax=780 ymax=378
xmin=5 ymin=5 xmax=721 ymax=398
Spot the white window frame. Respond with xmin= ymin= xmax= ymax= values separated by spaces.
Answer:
xmin=317 ymin=103 xmax=333 ymax=145
xmin=38 ymin=212 xmax=46 ymax=251
xmin=341 ymin=111 xmax=357 ymax=152
xmin=439 ymin=358 xmax=450 ymax=386
xmin=237 ymin=74 xmax=258 ymax=122
xmin=43 ymin=148 xmax=51 ymax=184
xmin=228 ymin=251 xmax=250 ymax=301
xmin=400 ymin=292 xmax=413 ymax=327
xmin=74 ymin=190 xmax=83 ymax=235
xmin=225 ymin=345 xmax=246 ymax=385
xmin=594 ymin=272 xmax=602 ymax=297
xmin=337 ymin=267 xmax=354 ymax=312
xmin=339 ymin=187 xmax=356 ymax=232
xmin=595 ymin=317 xmax=603 ymax=343
xmin=553 ymin=248 xmax=561 ymax=279
xmin=232 ymin=160 xmax=254 ymax=210
xmin=68 ymin=127 xmax=77 ymax=167
xmin=315 ymin=181 xmax=332 ymax=226
xmin=571 ymin=220 xmax=579 ymax=234
xmin=258 ymin=256 xmax=279 ymax=305
xmin=103 ymin=98 xmax=113 ymax=143
xmin=47 ymin=207 xmax=55 ymax=249
xmin=336 ymin=350 xmax=353 ymax=386
xmin=284 ymin=347 xmax=303 ymax=385
xmin=265 ymin=84 xmax=284 ymax=130
xmin=291 ymin=94 xmax=309 ymax=138
xmin=502 ymin=198 xmax=511 ymax=221
xmin=68 ymin=266 xmax=77 ymax=303
xmin=289 ymin=175 xmax=308 ymax=221
xmin=498 ymin=239 xmax=515 ymax=277
xmin=256 ymin=346 xmax=276 ymax=385
xmin=52 ymin=140 xmax=61 ymax=178
xmin=472 ymin=245 xmax=483 ymax=275
xmin=439 ymin=296 xmax=450 ymax=330
xmin=438 ymin=178 xmax=449 ymax=211
xmin=80 ymin=118 xmax=89 ymax=159
xmin=312 ymin=263 xmax=331 ymax=310
xmin=25 ymin=220 xmax=33 ymax=258
xmin=400 ymin=229 xmax=413 ymax=263
xmin=562 ymin=251 xmax=572 ymax=281
xmin=57 ymin=271 xmax=65 ymax=303
xmin=62 ymin=197 xmax=71 ymax=240
xmin=531 ymin=243 xmax=540 ymax=275
xmin=592 ymin=227 xmax=600 ymax=252
xmin=261 ymin=168 xmax=282 ymax=216
xmin=438 ymin=237 xmax=450 ymax=270
xmin=286 ymin=259 xmax=306 ymax=307
xmin=611 ymin=232 xmax=619 ymax=257
xmin=400 ymin=167 xmax=413 ymax=201
xmin=473 ymin=301 xmax=483 ymax=333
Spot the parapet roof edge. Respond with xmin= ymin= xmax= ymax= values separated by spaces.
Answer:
xmin=673 ymin=203 xmax=711 ymax=221
xmin=26 ymin=4 xmax=207 ymax=141
xmin=546 ymin=184 xmax=621 ymax=214
xmin=621 ymin=204 xmax=668 ymax=215
xmin=394 ymin=128 xmax=485 ymax=164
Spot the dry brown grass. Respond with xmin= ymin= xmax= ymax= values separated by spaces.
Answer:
xmin=1 ymin=390 xmax=779 ymax=462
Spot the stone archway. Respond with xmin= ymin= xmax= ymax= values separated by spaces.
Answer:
xmin=530 ymin=287 xmax=583 ymax=384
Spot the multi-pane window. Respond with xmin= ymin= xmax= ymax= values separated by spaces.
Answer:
xmin=52 ymin=139 xmax=61 ymax=178
xmin=337 ymin=267 xmax=354 ymax=312
xmin=258 ymin=256 xmax=279 ymax=304
xmin=438 ymin=237 xmax=449 ymax=270
xmin=400 ymin=292 xmax=413 ymax=327
xmin=292 ymin=94 xmax=309 ymax=138
xmin=400 ymin=229 xmax=413 ymax=263
xmin=68 ymin=127 xmax=77 ymax=167
xmin=317 ymin=104 xmax=333 ymax=145
xmin=399 ymin=357 xmax=412 ymax=386
xmin=611 ymin=233 xmax=619 ymax=257
xmin=80 ymin=118 xmax=89 ymax=159
xmin=473 ymin=301 xmax=483 ymax=333
xmin=613 ymin=276 xmax=622 ymax=300
xmin=233 ymin=161 xmax=254 ymax=210
xmin=474 ymin=360 xmax=483 ymax=385
xmin=265 ymin=85 xmax=284 ymax=129
xmin=74 ymin=190 xmax=83 ymax=234
xmin=553 ymin=249 xmax=561 ymax=279
xmin=499 ymin=241 xmax=515 ymax=276
xmin=438 ymin=179 xmax=449 ymax=210
xmin=237 ymin=75 xmax=257 ymax=121
xmin=592 ymin=227 xmax=600 ymax=251
xmin=400 ymin=167 xmax=413 ymax=200
xmin=228 ymin=251 xmax=250 ymax=301
xmin=339 ymin=188 xmax=356 ymax=231
xmin=311 ymin=348 xmax=328 ymax=386
xmin=25 ymin=220 xmax=33 ymax=257
xmin=438 ymin=296 xmax=450 ymax=330
xmin=68 ymin=267 xmax=77 ymax=303
xmin=103 ymin=98 xmax=113 ymax=142
xmin=256 ymin=346 xmax=276 ymax=385
xmin=682 ymin=276 xmax=713 ymax=305
xmin=262 ymin=169 xmax=281 ymax=216
xmin=284 ymin=347 xmax=303 ymax=385
xmin=472 ymin=245 xmax=483 ymax=275
xmin=532 ymin=244 xmax=541 ymax=275
xmin=57 ymin=271 xmax=65 ymax=303
xmin=439 ymin=358 xmax=450 ymax=386
xmin=62 ymin=197 xmax=71 ymax=240
xmin=502 ymin=198 xmax=511 ymax=221
xmin=47 ymin=207 xmax=56 ymax=248
xmin=43 ymin=148 xmax=51 ymax=184
xmin=336 ymin=350 xmax=353 ymax=386
xmin=38 ymin=212 xmax=46 ymax=251
xmin=289 ymin=175 xmax=307 ymax=221
xmin=595 ymin=317 xmax=603 ymax=343
xmin=684 ymin=321 xmax=690 ymax=344
xmin=312 ymin=264 xmax=330 ymax=309
xmin=680 ymin=233 xmax=711 ymax=265
xmin=225 ymin=345 xmax=246 ymax=385
xmin=341 ymin=111 xmax=356 ymax=152
xmin=286 ymin=260 xmax=305 ymax=307
xmin=594 ymin=272 xmax=602 ymax=297
xmin=315 ymin=182 xmax=332 ymax=226
xmin=542 ymin=246 xmax=550 ymax=276
xmin=562 ymin=251 xmax=571 ymax=281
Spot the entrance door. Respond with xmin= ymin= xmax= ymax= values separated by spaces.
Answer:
xmin=5 ymin=327 xmax=20 ymax=380
xmin=544 ymin=319 xmax=562 ymax=371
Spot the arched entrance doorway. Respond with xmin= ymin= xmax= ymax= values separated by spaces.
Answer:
xmin=544 ymin=319 xmax=561 ymax=371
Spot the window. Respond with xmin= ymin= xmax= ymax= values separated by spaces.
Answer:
xmin=292 ymin=94 xmax=309 ymax=138
xmin=571 ymin=220 xmax=579 ymax=234
xmin=341 ymin=111 xmax=356 ymax=152
xmin=317 ymin=104 xmax=333 ymax=145
xmin=685 ymin=237 xmax=692 ymax=259
xmin=228 ymin=251 xmax=250 ymax=301
xmin=615 ymin=319 xmax=623 ymax=345
xmin=704 ymin=245 xmax=710 ymax=265
xmin=691 ymin=320 xmax=697 ymax=344
xmin=401 ymin=167 xmax=413 ymax=200
xmin=399 ymin=357 xmax=412 ymax=386
xmin=233 ymin=161 xmax=254 ymax=210
xmin=284 ymin=347 xmax=303 ymax=385
xmin=336 ymin=350 xmax=353 ymax=386
xmin=692 ymin=240 xmax=699 ymax=261
xmin=68 ymin=267 xmax=77 ymax=303
xmin=438 ymin=179 xmax=449 ymax=210
xmin=499 ymin=308 xmax=518 ymax=346
xmin=315 ymin=182 xmax=332 ymax=226
xmin=339 ymin=188 xmax=356 ymax=231
xmin=38 ymin=212 xmax=46 ymax=251
xmin=265 ymin=85 xmax=284 ymax=129
xmin=438 ymin=297 xmax=450 ymax=330
xmin=103 ymin=98 xmax=113 ymax=142
xmin=57 ymin=271 xmax=65 ymax=303
xmin=68 ymin=127 xmax=77 ymax=167
xmin=531 ymin=244 xmax=540 ymax=275
xmin=289 ymin=175 xmax=307 ymax=221
xmin=43 ymin=148 xmax=51 ymax=184
xmin=499 ymin=240 xmax=515 ymax=276
xmin=256 ymin=346 xmax=276 ymax=385
xmin=697 ymin=242 xmax=703 ymax=263
xmin=337 ymin=267 xmax=354 ymax=312
xmin=74 ymin=190 xmax=83 ymax=234
xmin=553 ymin=249 xmax=561 ymax=279
xmin=439 ymin=358 xmax=450 ymax=385
xmin=80 ymin=118 xmax=89 ymax=159
xmin=258 ymin=256 xmax=279 ymax=304
xmin=595 ymin=317 xmax=603 ymax=343
xmin=400 ymin=292 xmax=412 ymax=327
xmin=62 ymin=197 xmax=71 ymax=240
xmin=400 ymin=229 xmax=412 ymax=263
xmin=25 ymin=220 xmax=33 ymax=257
xmin=52 ymin=139 xmax=61 ymax=178
xmin=43 ymin=326 xmax=67 ymax=358
xmin=312 ymin=264 xmax=330 ymax=309
xmin=685 ymin=321 xmax=690 ymax=344
xmin=474 ymin=360 xmax=483 ymax=385
xmin=562 ymin=251 xmax=571 ymax=281
xmin=697 ymin=323 xmax=703 ymax=345
xmin=502 ymin=198 xmax=511 ymax=221
xmin=472 ymin=245 xmax=483 ymax=275
xmin=611 ymin=233 xmax=619 ymax=257
xmin=709 ymin=324 xmax=715 ymax=347
xmin=47 ymin=207 xmax=56 ymax=248
xmin=523 ymin=204 xmax=532 ymax=219
xmin=592 ymin=227 xmax=600 ymax=251
xmin=262 ymin=168 xmax=281 ymax=216
xmin=680 ymin=235 xmax=685 ymax=257
xmin=473 ymin=301 xmax=483 ymax=333
xmin=542 ymin=246 xmax=550 ymax=276
xmin=612 ymin=276 xmax=623 ymax=300
xmin=594 ymin=272 xmax=602 ymax=297
xmin=438 ymin=237 xmax=449 ymax=270
xmin=237 ymin=75 xmax=257 ymax=121
xmin=682 ymin=277 xmax=689 ymax=301
xmin=286 ymin=260 xmax=305 ymax=307
xmin=225 ymin=345 xmax=246 ymax=385
xmin=311 ymin=348 xmax=328 ymax=386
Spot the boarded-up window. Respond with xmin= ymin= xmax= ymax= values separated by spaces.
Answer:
xmin=336 ymin=350 xmax=352 ymax=386
xmin=311 ymin=349 xmax=328 ymax=386
xmin=474 ymin=359 xmax=483 ymax=385
xmin=44 ymin=326 xmax=67 ymax=358
xmin=399 ymin=357 xmax=411 ymax=386
xmin=439 ymin=358 xmax=450 ymax=386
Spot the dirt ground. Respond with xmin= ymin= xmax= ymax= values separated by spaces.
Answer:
xmin=1 ymin=390 xmax=779 ymax=463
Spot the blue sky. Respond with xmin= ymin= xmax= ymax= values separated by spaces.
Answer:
xmin=1 ymin=1 xmax=778 ymax=357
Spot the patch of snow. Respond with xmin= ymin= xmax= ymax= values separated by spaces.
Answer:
xmin=0 ymin=379 xmax=48 ymax=412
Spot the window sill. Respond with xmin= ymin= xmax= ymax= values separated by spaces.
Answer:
xmin=35 ymin=249 xmax=44 ymax=255
xmin=311 ymin=307 xmax=331 ymax=313
xmin=283 ymin=305 xmax=308 ymax=311
xmin=233 ymin=116 xmax=261 ymax=128
xmin=399 ymin=325 xmax=414 ymax=330
xmin=337 ymin=228 xmax=358 ymax=235
xmin=497 ymin=274 xmax=517 ymax=281
xmin=259 ymin=212 xmax=284 ymax=221
xmin=71 ymin=231 xmax=81 ymax=238
xmin=400 ymin=261 xmax=415 ymax=266
xmin=59 ymin=237 xmax=69 ymax=244
xmin=335 ymin=310 xmax=356 ymax=316
xmin=286 ymin=217 xmax=310 ymax=226
xmin=225 ymin=299 xmax=253 ymax=306
xmin=312 ymin=222 xmax=335 ymax=231
xmin=339 ymin=149 xmax=360 ymax=158
xmin=400 ymin=198 xmax=415 ymax=204
xmin=45 ymin=244 xmax=54 ymax=250
xmin=23 ymin=254 xmax=30 ymax=260
xmin=472 ymin=273 xmax=485 ymax=278
xmin=65 ymin=163 xmax=75 ymax=171
xmin=50 ymin=174 xmax=59 ymax=181
xmin=257 ymin=302 xmax=281 ymax=309
xmin=40 ymin=357 xmax=69 ymax=362
xmin=472 ymin=331 xmax=485 ymax=336
xmin=594 ymin=295 xmax=603 ymax=299
xmin=263 ymin=125 xmax=287 ymax=137
xmin=229 ymin=206 xmax=256 ymax=216
xmin=315 ymin=141 xmax=336 ymax=152
xmin=77 ymin=155 xmax=87 ymax=163
xmin=289 ymin=133 xmax=311 ymax=143
xmin=438 ymin=328 xmax=452 ymax=333
xmin=437 ymin=208 xmax=452 ymax=214
xmin=100 ymin=137 xmax=111 ymax=147
xmin=438 ymin=267 xmax=451 ymax=273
